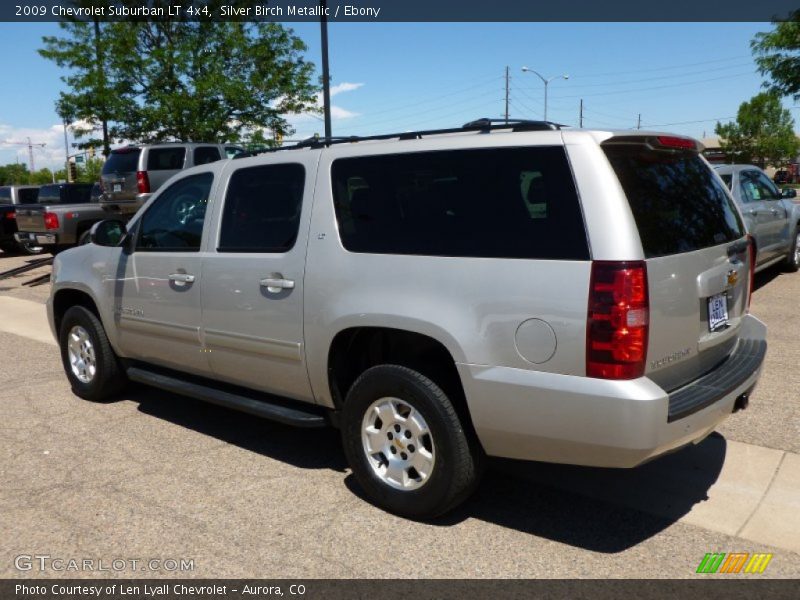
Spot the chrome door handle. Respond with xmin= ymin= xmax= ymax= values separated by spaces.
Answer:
xmin=771 ymin=208 xmax=778 ymax=215
xmin=260 ymin=276 xmax=295 ymax=293
xmin=169 ymin=273 xmax=195 ymax=285
xmin=747 ymin=209 xmax=758 ymax=215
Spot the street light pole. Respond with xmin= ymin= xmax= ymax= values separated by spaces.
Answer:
xmin=521 ymin=67 xmax=569 ymax=121
xmin=320 ymin=0 xmax=332 ymax=142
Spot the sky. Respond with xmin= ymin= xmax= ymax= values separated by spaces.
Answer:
xmin=1 ymin=21 xmax=798 ymax=170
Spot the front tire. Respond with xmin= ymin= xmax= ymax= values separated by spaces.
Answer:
xmin=783 ymin=229 xmax=800 ymax=273
xmin=59 ymin=306 xmax=126 ymax=401
xmin=341 ymin=365 xmax=482 ymax=519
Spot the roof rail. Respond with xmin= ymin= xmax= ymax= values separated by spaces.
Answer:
xmin=237 ymin=117 xmax=566 ymax=156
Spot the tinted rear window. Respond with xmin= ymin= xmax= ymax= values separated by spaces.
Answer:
xmin=147 ymin=147 xmax=186 ymax=171
xmin=0 ymin=188 xmax=10 ymax=203
xmin=603 ymin=144 xmax=743 ymax=258
xmin=102 ymin=149 xmax=141 ymax=174
xmin=331 ymin=147 xmax=589 ymax=260
xmin=18 ymin=188 xmax=39 ymax=204
xmin=37 ymin=185 xmax=93 ymax=204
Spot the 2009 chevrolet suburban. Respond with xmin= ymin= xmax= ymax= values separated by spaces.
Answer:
xmin=48 ymin=120 xmax=767 ymax=518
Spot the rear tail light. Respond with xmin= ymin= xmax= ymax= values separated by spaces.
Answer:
xmin=587 ymin=261 xmax=649 ymax=379
xmin=44 ymin=212 xmax=59 ymax=230
xmin=136 ymin=171 xmax=150 ymax=194
xmin=746 ymin=234 xmax=755 ymax=312
xmin=655 ymin=135 xmax=698 ymax=150
xmin=5 ymin=211 xmax=14 ymax=220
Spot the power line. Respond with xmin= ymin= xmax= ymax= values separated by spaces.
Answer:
xmin=568 ymin=54 xmax=752 ymax=78
xmin=550 ymin=71 xmax=756 ymax=100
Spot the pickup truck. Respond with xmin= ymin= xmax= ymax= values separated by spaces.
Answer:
xmin=0 ymin=185 xmax=43 ymax=255
xmin=15 ymin=183 xmax=105 ymax=254
xmin=715 ymin=164 xmax=800 ymax=273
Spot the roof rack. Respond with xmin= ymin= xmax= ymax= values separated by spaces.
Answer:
xmin=237 ymin=117 xmax=565 ymax=157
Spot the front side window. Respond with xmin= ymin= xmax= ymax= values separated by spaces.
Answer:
xmin=331 ymin=147 xmax=588 ymax=260
xmin=194 ymin=146 xmax=221 ymax=165
xmin=137 ymin=173 xmax=213 ymax=251
xmin=147 ymin=147 xmax=186 ymax=171
xmin=218 ymin=163 xmax=305 ymax=253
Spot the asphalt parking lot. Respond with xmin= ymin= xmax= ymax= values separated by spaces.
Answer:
xmin=1 ymin=250 xmax=799 ymax=579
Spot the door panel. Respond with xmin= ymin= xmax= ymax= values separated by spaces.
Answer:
xmin=739 ymin=171 xmax=775 ymax=262
xmin=113 ymin=172 xmax=214 ymax=375
xmin=201 ymin=159 xmax=316 ymax=402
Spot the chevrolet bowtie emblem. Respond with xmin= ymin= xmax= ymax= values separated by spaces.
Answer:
xmin=727 ymin=270 xmax=739 ymax=287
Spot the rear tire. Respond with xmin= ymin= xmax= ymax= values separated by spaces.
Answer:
xmin=59 ymin=306 xmax=127 ymax=401
xmin=341 ymin=364 xmax=482 ymax=519
xmin=783 ymin=229 xmax=800 ymax=273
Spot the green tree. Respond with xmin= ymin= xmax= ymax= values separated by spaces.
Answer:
xmin=752 ymin=11 xmax=800 ymax=101
xmin=40 ymin=3 xmax=319 ymax=146
xmin=715 ymin=93 xmax=800 ymax=168
xmin=76 ymin=158 xmax=103 ymax=183
xmin=0 ymin=163 xmax=31 ymax=185
xmin=30 ymin=168 xmax=55 ymax=184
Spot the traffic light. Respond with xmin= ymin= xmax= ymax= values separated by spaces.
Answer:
xmin=68 ymin=161 xmax=78 ymax=182
xmin=88 ymin=146 xmax=95 ymax=158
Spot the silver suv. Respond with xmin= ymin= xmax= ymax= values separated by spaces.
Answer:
xmin=100 ymin=142 xmax=245 ymax=215
xmin=48 ymin=122 xmax=767 ymax=518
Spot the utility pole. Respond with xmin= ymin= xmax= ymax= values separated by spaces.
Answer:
xmin=579 ymin=99 xmax=583 ymax=128
xmin=63 ymin=119 xmax=70 ymax=182
xmin=504 ymin=66 xmax=510 ymax=124
xmin=93 ymin=17 xmax=110 ymax=157
xmin=320 ymin=0 xmax=332 ymax=141
xmin=637 ymin=113 xmax=641 ymax=130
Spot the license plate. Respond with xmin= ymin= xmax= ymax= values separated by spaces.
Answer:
xmin=708 ymin=293 xmax=729 ymax=331
xmin=113 ymin=184 xmax=122 ymax=192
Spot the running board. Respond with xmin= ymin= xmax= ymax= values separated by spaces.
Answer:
xmin=126 ymin=367 xmax=327 ymax=428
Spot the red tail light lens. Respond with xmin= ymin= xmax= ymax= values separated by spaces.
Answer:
xmin=655 ymin=136 xmax=697 ymax=150
xmin=746 ymin=234 xmax=755 ymax=312
xmin=5 ymin=211 xmax=14 ymax=220
xmin=136 ymin=171 xmax=150 ymax=194
xmin=587 ymin=261 xmax=649 ymax=379
xmin=44 ymin=212 xmax=60 ymax=230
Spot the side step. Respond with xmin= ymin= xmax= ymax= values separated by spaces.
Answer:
xmin=126 ymin=367 xmax=327 ymax=428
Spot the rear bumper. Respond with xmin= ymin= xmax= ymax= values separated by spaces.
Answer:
xmin=99 ymin=193 xmax=149 ymax=215
xmin=457 ymin=314 xmax=767 ymax=468
xmin=15 ymin=232 xmax=56 ymax=246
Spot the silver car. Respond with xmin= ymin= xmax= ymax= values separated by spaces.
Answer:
xmin=100 ymin=142 xmax=245 ymax=215
xmin=48 ymin=123 xmax=767 ymax=518
xmin=714 ymin=164 xmax=800 ymax=272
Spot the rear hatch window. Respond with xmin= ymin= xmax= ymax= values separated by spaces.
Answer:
xmin=0 ymin=187 xmax=10 ymax=203
xmin=18 ymin=188 xmax=40 ymax=204
xmin=102 ymin=149 xmax=141 ymax=174
xmin=603 ymin=140 xmax=744 ymax=257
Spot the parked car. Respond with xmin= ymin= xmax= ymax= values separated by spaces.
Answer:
xmin=714 ymin=165 xmax=800 ymax=273
xmin=0 ymin=184 xmax=43 ymax=255
xmin=773 ymin=170 xmax=791 ymax=185
xmin=49 ymin=123 xmax=766 ymax=518
xmin=14 ymin=183 xmax=106 ymax=255
xmin=100 ymin=142 xmax=245 ymax=215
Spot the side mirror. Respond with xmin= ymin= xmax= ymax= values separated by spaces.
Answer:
xmin=781 ymin=188 xmax=797 ymax=199
xmin=90 ymin=219 xmax=127 ymax=247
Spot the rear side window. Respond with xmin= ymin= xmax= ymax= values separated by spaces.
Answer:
xmin=102 ymin=149 xmax=141 ymax=174
xmin=218 ymin=163 xmax=305 ymax=253
xmin=194 ymin=146 xmax=221 ymax=165
xmin=603 ymin=144 xmax=743 ymax=258
xmin=147 ymin=148 xmax=186 ymax=171
xmin=718 ymin=173 xmax=733 ymax=189
xmin=331 ymin=147 xmax=589 ymax=259
xmin=225 ymin=146 xmax=245 ymax=159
